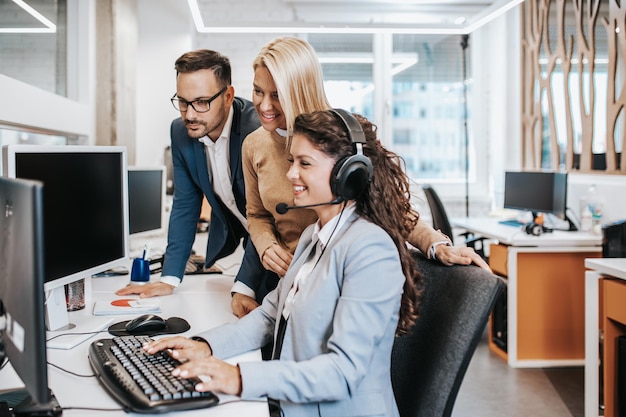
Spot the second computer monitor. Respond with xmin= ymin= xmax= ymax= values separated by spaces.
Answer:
xmin=503 ymin=170 xmax=568 ymax=220
xmin=128 ymin=166 xmax=166 ymax=238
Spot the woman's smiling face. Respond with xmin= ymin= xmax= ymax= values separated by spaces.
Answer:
xmin=252 ymin=66 xmax=286 ymax=131
xmin=287 ymin=133 xmax=342 ymax=226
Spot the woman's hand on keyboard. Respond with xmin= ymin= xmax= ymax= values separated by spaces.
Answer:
xmin=143 ymin=336 xmax=242 ymax=396
xmin=173 ymin=356 xmax=242 ymax=396
xmin=143 ymin=336 xmax=212 ymax=361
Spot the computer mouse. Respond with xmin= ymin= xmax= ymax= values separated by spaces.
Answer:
xmin=125 ymin=314 xmax=167 ymax=334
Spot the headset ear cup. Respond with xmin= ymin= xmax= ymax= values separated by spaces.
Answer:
xmin=0 ymin=334 xmax=5 ymax=365
xmin=331 ymin=154 xmax=373 ymax=201
xmin=525 ymin=223 xmax=542 ymax=236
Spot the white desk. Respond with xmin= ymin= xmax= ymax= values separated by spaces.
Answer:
xmin=584 ymin=258 xmax=626 ymax=417
xmin=0 ymin=234 xmax=269 ymax=417
xmin=453 ymin=217 xmax=602 ymax=368
xmin=452 ymin=217 xmax=601 ymax=247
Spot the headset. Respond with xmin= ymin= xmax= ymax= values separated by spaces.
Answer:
xmin=524 ymin=222 xmax=544 ymax=236
xmin=0 ymin=300 xmax=5 ymax=366
xmin=524 ymin=222 xmax=553 ymax=236
xmin=328 ymin=109 xmax=374 ymax=201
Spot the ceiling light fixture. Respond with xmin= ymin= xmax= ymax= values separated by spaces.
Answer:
xmin=318 ymin=54 xmax=418 ymax=76
xmin=464 ymin=0 xmax=524 ymax=33
xmin=0 ymin=0 xmax=56 ymax=34
xmin=187 ymin=0 xmax=525 ymax=35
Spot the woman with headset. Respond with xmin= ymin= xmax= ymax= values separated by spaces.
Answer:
xmin=231 ymin=36 xmax=489 ymax=318
xmin=143 ymin=109 xmax=420 ymax=416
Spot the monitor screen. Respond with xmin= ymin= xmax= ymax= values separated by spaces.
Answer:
xmin=0 ymin=177 xmax=60 ymax=414
xmin=128 ymin=166 xmax=166 ymax=237
xmin=503 ymin=171 xmax=568 ymax=220
xmin=2 ymin=145 xmax=128 ymax=340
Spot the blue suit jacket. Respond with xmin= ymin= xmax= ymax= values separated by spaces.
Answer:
xmin=203 ymin=213 xmax=404 ymax=417
xmin=162 ymin=97 xmax=260 ymax=281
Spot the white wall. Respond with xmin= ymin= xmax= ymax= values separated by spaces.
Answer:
xmin=135 ymin=0 xmax=193 ymax=167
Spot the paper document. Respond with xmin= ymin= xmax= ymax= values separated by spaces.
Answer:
xmin=92 ymin=298 xmax=161 ymax=316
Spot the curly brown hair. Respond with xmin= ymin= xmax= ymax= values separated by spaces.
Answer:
xmin=293 ymin=110 xmax=420 ymax=335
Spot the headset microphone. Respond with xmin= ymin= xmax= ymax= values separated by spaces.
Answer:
xmin=275 ymin=198 xmax=343 ymax=215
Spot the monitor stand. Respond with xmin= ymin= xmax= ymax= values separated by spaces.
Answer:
xmin=45 ymin=285 xmax=113 ymax=350
xmin=564 ymin=213 xmax=578 ymax=231
xmin=0 ymin=388 xmax=61 ymax=417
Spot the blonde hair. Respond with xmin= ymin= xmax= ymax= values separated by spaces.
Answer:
xmin=253 ymin=37 xmax=332 ymax=134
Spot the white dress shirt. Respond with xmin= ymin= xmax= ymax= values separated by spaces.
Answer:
xmin=161 ymin=107 xmax=247 ymax=288
xmin=282 ymin=203 xmax=355 ymax=320
xmin=198 ymin=107 xmax=248 ymax=230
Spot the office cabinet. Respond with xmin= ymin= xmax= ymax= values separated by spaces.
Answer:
xmin=602 ymin=278 xmax=626 ymax=417
xmin=488 ymin=243 xmax=601 ymax=367
xmin=585 ymin=259 xmax=626 ymax=417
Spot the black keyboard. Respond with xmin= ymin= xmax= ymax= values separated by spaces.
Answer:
xmin=88 ymin=335 xmax=219 ymax=414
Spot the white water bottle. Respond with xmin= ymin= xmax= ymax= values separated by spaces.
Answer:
xmin=581 ymin=205 xmax=592 ymax=232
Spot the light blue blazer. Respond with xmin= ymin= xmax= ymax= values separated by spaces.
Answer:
xmin=201 ymin=212 xmax=404 ymax=417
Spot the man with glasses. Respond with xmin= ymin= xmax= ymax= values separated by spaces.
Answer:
xmin=116 ymin=49 xmax=260 ymax=298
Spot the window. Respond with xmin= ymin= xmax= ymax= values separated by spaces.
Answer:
xmin=392 ymin=34 xmax=472 ymax=182
xmin=0 ymin=0 xmax=68 ymax=96
xmin=309 ymin=33 xmax=474 ymax=183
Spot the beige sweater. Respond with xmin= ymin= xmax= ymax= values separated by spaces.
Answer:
xmin=242 ymin=126 xmax=447 ymax=260
xmin=243 ymin=127 xmax=318 ymax=258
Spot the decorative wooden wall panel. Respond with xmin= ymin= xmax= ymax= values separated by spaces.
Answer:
xmin=521 ymin=0 xmax=626 ymax=174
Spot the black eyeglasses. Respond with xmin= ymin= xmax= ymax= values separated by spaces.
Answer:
xmin=170 ymin=86 xmax=227 ymax=113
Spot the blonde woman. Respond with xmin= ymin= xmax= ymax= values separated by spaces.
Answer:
xmin=231 ymin=37 xmax=488 ymax=317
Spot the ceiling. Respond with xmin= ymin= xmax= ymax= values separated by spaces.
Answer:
xmin=0 ymin=0 xmax=524 ymax=35
xmin=191 ymin=0 xmax=525 ymax=34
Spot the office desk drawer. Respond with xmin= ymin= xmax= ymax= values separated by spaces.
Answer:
xmin=490 ymin=243 xmax=509 ymax=276
xmin=605 ymin=279 xmax=626 ymax=324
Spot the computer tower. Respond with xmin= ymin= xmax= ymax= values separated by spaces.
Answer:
xmin=491 ymin=285 xmax=508 ymax=352
xmin=602 ymin=220 xmax=626 ymax=258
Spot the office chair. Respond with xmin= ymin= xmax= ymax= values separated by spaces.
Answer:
xmin=391 ymin=251 xmax=505 ymax=417
xmin=421 ymin=184 xmax=487 ymax=259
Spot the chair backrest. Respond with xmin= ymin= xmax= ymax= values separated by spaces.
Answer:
xmin=422 ymin=184 xmax=453 ymax=241
xmin=391 ymin=251 xmax=504 ymax=417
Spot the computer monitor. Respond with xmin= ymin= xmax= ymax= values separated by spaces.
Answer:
xmin=503 ymin=170 xmax=576 ymax=230
xmin=2 ymin=144 xmax=129 ymax=348
xmin=128 ymin=166 xmax=166 ymax=238
xmin=0 ymin=177 xmax=62 ymax=415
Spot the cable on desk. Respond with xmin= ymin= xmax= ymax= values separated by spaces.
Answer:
xmin=61 ymin=406 xmax=125 ymax=413
xmin=47 ymin=361 xmax=95 ymax=378
xmin=46 ymin=329 xmax=109 ymax=343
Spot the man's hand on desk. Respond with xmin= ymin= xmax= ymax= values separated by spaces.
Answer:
xmin=143 ymin=336 xmax=243 ymax=396
xmin=436 ymin=245 xmax=491 ymax=272
xmin=231 ymin=293 xmax=259 ymax=318
xmin=115 ymin=281 xmax=175 ymax=298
